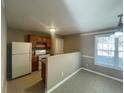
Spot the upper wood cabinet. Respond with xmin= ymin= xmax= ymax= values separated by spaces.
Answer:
xmin=28 ymin=35 xmax=37 ymax=48
xmin=37 ymin=36 xmax=42 ymax=42
xmin=46 ymin=37 xmax=51 ymax=49
xmin=28 ymin=35 xmax=51 ymax=49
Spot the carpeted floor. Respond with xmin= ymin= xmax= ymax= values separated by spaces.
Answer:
xmin=51 ymin=69 xmax=123 ymax=93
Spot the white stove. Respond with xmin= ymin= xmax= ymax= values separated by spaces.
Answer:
xmin=38 ymin=54 xmax=50 ymax=61
xmin=38 ymin=54 xmax=50 ymax=70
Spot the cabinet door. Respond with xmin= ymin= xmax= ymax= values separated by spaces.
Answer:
xmin=32 ymin=55 xmax=38 ymax=71
xmin=32 ymin=41 xmax=36 ymax=48
xmin=42 ymin=62 xmax=46 ymax=84
xmin=42 ymin=37 xmax=47 ymax=43
xmin=32 ymin=61 xmax=38 ymax=71
xmin=37 ymin=36 xmax=42 ymax=42
xmin=29 ymin=36 xmax=37 ymax=48
xmin=46 ymin=38 xmax=51 ymax=49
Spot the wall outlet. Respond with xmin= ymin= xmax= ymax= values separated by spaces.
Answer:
xmin=61 ymin=72 xmax=64 ymax=77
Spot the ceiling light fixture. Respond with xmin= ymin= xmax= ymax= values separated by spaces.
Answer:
xmin=112 ymin=14 xmax=123 ymax=38
xmin=49 ymin=27 xmax=56 ymax=33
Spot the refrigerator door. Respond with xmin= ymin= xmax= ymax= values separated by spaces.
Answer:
xmin=12 ymin=53 xmax=32 ymax=78
xmin=12 ymin=42 xmax=32 ymax=54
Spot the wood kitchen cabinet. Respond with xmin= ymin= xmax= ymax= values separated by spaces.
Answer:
xmin=28 ymin=35 xmax=51 ymax=72
xmin=32 ymin=55 xmax=38 ymax=71
xmin=28 ymin=35 xmax=51 ymax=49
xmin=28 ymin=35 xmax=38 ymax=48
xmin=42 ymin=59 xmax=47 ymax=85
xmin=42 ymin=38 xmax=47 ymax=43
xmin=46 ymin=37 xmax=51 ymax=49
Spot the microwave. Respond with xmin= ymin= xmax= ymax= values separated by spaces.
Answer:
xmin=35 ymin=49 xmax=46 ymax=55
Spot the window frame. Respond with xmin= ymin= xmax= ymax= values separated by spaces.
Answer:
xmin=94 ymin=34 xmax=123 ymax=71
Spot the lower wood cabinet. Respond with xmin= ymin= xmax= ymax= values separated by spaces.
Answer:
xmin=32 ymin=55 xmax=38 ymax=71
xmin=42 ymin=59 xmax=46 ymax=86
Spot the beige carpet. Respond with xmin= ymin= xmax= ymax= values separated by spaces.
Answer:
xmin=51 ymin=70 xmax=123 ymax=93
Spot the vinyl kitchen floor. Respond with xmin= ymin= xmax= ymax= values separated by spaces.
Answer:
xmin=7 ymin=71 xmax=45 ymax=93
xmin=51 ymin=69 xmax=123 ymax=93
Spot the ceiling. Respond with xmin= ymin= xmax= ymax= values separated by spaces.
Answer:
xmin=5 ymin=0 xmax=123 ymax=35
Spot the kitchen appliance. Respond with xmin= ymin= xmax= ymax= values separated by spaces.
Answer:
xmin=38 ymin=54 xmax=50 ymax=70
xmin=35 ymin=42 xmax=46 ymax=49
xmin=35 ymin=49 xmax=46 ymax=55
xmin=7 ymin=42 xmax=32 ymax=79
xmin=35 ymin=49 xmax=50 ymax=70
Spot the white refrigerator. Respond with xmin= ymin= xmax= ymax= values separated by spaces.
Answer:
xmin=12 ymin=42 xmax=32 ymax=79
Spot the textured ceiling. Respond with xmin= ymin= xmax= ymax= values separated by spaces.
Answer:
xmin=5 ymin=0 xmax=123 ymax=35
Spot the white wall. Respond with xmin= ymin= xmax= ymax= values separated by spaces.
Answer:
xmin=55 ymin=37 xmax=64 ymax=54
xmin=1 ymin=5 xmax=7 ymax=93
xmin=64 ymin=34 xmax=80 ymax=53
xmin=51 ymin=32 xmax=64 ymax=55
xmin=46 ymin=52 xmax=81 ymax=90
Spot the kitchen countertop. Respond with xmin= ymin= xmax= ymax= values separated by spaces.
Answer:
xmin=41 ymin=58 xmax=47 ymax=64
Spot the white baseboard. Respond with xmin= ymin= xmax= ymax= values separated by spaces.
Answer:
xmin=47 ymin=68 xmax=82 ymax=93
xmin=81 ymin=67 xmax=123 ymax=82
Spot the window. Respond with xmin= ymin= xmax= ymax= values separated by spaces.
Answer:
xmin=95 ymin=34 xmax=123 ymax=70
